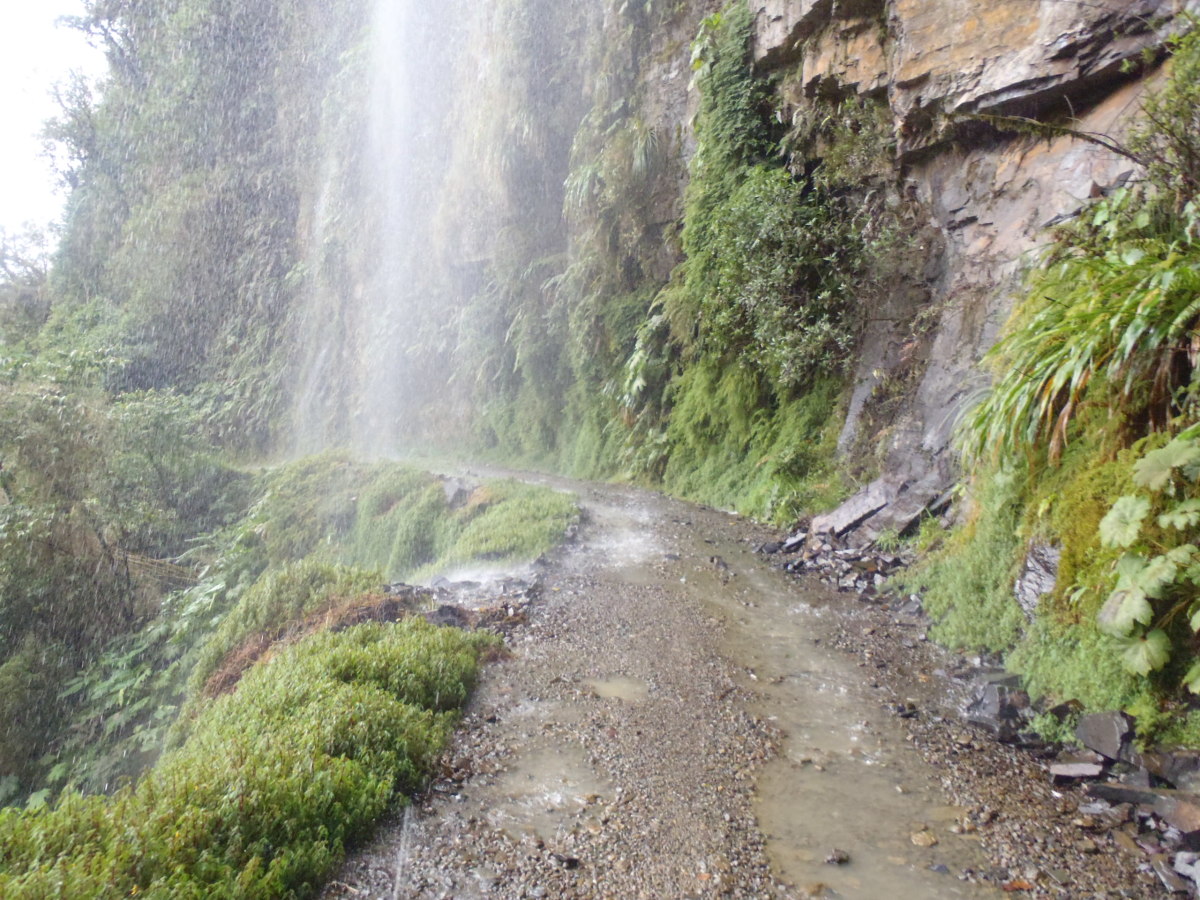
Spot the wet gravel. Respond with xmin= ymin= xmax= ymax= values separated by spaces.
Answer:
xmin=324 ymin=489 xmax=781 ymax=899
xmin=320 ymin=483 xmax=1161 ymax=898
xmin=824 ymin=597 xmax=1166 ymax=898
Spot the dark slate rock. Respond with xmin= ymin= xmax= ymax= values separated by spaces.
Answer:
xmin=1085 ymin=782 xmax=1163 ymax=806
xmin=1050 ymin=761 xmax=1106 ymax=782
xmin=781 ymin=532 xmax=808 ymax=553
xmin=861 ymin=473 xmax=948 ymax=538
xmin=441 ymin=477 xmax=472 ymax=507
xmin=810 ymin=477 xmax=901 ymax=537
xmin=424 ymin=604 xmax=476 ymax=629
xmin=1046 ymin=699 xmax=1084 ymax=722
xmin=1076 ymin=711 xmax=1135 ymax=761
xmin=1130 ymin=750 xmax=1200 ymax=792
xmin=1014 ymin=543 xmax=1060 ymax=618
xmin=1155 ymin=792 xmax=1200 ymax=835
xmin=964 ymin=683 xmax=1028 ymax=741
xmin=1150 ymin=854 xmax=1192 ymax=893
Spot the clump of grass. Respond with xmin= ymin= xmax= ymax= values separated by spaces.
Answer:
xmin=0 ymin=619 xmax=496 ymax=899
xmin=436 ymin=479 xmax=578 ymax=572
xmin=185 ymin=558 xmax=381 ymax=702
xmin=241 ymin=456 xmax=578 ymax=583
xmin=895 ymin=469 xmax=1026 ymax=652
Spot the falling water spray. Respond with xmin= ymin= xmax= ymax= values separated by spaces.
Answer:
xmin=290 ymin=0 xmax=449 ymax=457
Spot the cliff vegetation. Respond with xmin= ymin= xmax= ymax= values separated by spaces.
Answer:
xmin=3 ymin=0 xmax=1200 ymax=889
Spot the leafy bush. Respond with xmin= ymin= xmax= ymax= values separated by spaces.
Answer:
xmin=961 ymin=190 xmax=1200 ymax=464
xmin=684 ymin=164 xmax=866 ymax=388
xmin=0 ymin=619 xmax=493 ymax=899
xmin=0 ymin=354 xmax=246 ymax=793
xmin=1092 ymin=428 xmax=1200 ymax=685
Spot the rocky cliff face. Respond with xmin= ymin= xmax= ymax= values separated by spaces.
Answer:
xmin=747 ymin=0 xmax=1195 ymax=540
xmin=292 ymin=0 xmax=1194 ymax=527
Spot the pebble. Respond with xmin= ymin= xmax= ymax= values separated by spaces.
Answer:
xmin=911 ymin=828 xmax=940 ymax=847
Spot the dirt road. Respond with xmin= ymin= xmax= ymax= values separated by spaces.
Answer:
xmin=317 ymin=481 xmax=1010 ymax=898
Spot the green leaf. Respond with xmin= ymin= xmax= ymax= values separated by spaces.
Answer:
xmin=1159 ymin=500 xmax=1200 ymax=530
xmin=1098 ymin=585 xmax=1154 ymax=636
xmin=25 ymin=789 xmax=50 ymax=810
xmin=1133 ymin=439 xmax=1200 ymax=491
xmin=1136 ymin=553 xmax=1180 ymax=598
xmin=1115 ymin=553 xmax=1147 ymax=585
xmin=1099 ymin=495 xmax=1151 ymax=548
xmin=1120 ymin=629 xmax=1172 ymax=675
xmin=1167 ymin=543 xmax=1199 ymax=566
xmin=1186 ymin=660 xmax=1200 ymax=694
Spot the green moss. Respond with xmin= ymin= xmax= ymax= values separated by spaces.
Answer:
xmin=1008 ymin=616 xmax=1145 ymax=712
xmin=898 ymin=469 xmax=1026 ymax=652
xmin=660 ymin=361 xmax=847 ymax=522
xmin=186 ymin=559 xmax=380 ymax=701
xmin=1039 ymin=457 xmax=1129 ymax=616
xmin=0 ymin=619 xmax=495 ymax=899
xmin=437 ymin=479 xmax=577 ymax=572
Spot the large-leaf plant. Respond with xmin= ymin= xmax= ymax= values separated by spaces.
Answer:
xmin=1098 ymin=427 xmax=1200 ymax=684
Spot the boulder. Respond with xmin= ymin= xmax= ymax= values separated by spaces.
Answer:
xmin=441 ymin=477 xmax=471 ymax=507
xmin=1076 ymin=711 xmax=1135 ymax=762
xmin=810 ymin=476 xmax=903 ymax=538
xmin=1129 ymin=750 xmax=1200 ymax=792
xmin=1049 ymin=761 xmax=1105 ymax=782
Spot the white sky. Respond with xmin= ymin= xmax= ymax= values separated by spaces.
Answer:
xmin=0 ymin=2 xmax=106 ymax=234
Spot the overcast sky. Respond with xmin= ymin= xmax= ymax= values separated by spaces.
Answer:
xmin=0 ymin=2 xmax=106 ymax=235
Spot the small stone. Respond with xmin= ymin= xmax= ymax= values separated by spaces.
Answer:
xmin=1150 ymin=853 xmax=1192 ymax=893
xmin=911 ymin=829 xmax=939 ymax=847
xmin=1112 ymin=829 xmax=1142 ymax=856
xmin=1049 ymin=762 xmax=1105 ymax=782
xmin=825 ymin=848 xmax=851 ymax=865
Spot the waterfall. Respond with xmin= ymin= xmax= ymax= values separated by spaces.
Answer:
xmin=290 ymin=0 xmax=448 ymax=457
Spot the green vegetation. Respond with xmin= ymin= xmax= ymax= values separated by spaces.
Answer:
xmin=26 ymin=454 xmax=573 ymax=803
xmin=0 ymin=619 xmax=494 ymax=899
xmin=1092 ymin=429 xmax=1200 ymax=685
xmin=924 ymin=20 xmax=1200 ymax=741
xmin=642 ymin=5 xmax=901 ymax=520
xmin=0 ymin=333 xmax=247 ymax=793
xmin=897 ymin=471 xmax=1027 ymax=652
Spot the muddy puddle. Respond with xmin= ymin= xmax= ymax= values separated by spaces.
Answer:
xmin=666 ymin=509 xmax=999 ymax=898
xmin=367 ymin=469 xmax=1001 ymax=897
xmin=481 ymin=737 xmax=613 ymax=842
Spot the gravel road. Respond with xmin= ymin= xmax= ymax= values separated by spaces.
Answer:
xmin=321 ymin=480 xmax=1158 ymax=899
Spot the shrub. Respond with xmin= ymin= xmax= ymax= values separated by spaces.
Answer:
xmin=0 ymin=619 xmax=493 ymax=899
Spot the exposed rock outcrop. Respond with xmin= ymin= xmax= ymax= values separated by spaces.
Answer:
xmin=751 ymin=0 xmax=1197 ymax=543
